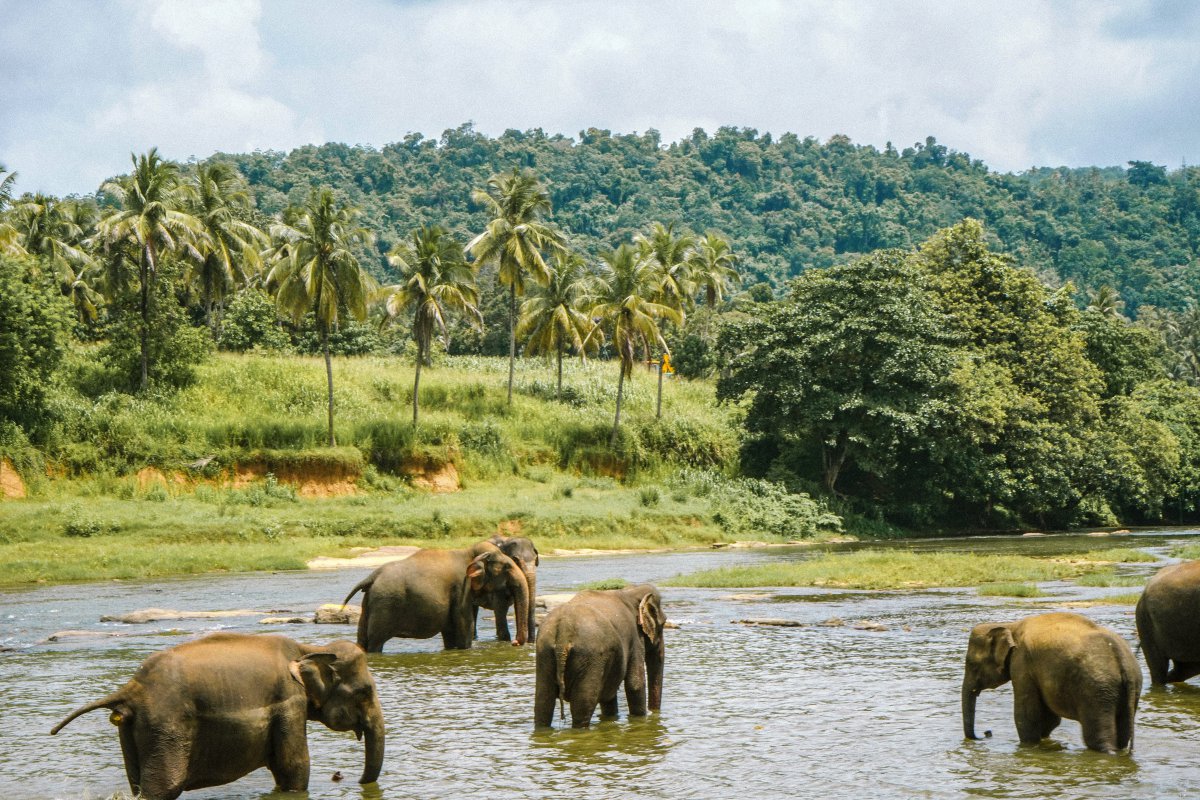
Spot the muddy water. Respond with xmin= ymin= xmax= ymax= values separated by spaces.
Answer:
xmin=4 ymin=531 xmax=1200 ymax=799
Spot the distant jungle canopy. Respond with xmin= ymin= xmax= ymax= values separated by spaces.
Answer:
xmin=218 ymin=125 xmax=1200 ymax=312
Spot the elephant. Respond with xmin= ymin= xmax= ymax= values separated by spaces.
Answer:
xmin=1136 ymin=559 xmax=1200 ymax=684
xmin=50 ymin=633 xmax=384 ymax=800
xmin=342 ymin=540 xmax=530 ymax=652
xmin=534 ymin=584 xmax=666 ymax=728
xmin=961 ymin=612 xmax=1140 ymax=753
xmin=477 ymin=533 xmax=539 ymax=643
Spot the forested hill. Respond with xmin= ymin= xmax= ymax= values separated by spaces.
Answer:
xmin=217 ymin=125 xmax=1200 ymax=312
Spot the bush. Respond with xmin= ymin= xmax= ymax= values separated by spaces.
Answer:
xmin=707 ymin=475 xmax=842 ymax=540
xmin=0 ymin=254 xmax=70 ymax=431
xmin=218 ymin=289 xmax=290 ymax=352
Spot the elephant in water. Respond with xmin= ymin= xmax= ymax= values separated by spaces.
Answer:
xmin=342 ymin=540 xmax=530 ymax=651
xmin=535 ymin=584 xmax=666 ymax=728
xmin=50 ymin=633 xmax=384 ymax=800
xmin=1136 ymin=560 xmax=1200 ymax=685
xmin=962 ymin=612 xmax=1140 ymax=753
xmin=478 ymin=534 xmax=539 ymax=643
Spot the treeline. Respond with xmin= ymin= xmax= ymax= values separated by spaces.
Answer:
xmin=212 ymin=125 xmax=1200 ymax=314
xmin=720 ymin=219 xmax=1200 ymax=531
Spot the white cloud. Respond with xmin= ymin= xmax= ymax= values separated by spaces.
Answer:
xmin=1 ymin=0 xmax=1198 ymax=195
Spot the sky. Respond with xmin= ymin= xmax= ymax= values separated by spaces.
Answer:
xmin=2 ymin=0 xmax=1198 ymax=197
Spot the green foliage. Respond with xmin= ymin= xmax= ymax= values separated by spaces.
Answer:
xmin=579 ymin=578 xmax=629 ymax=590
xmin=978 ymin=583 xmax=1045 ymax=597
xmin=0 ymin=254 xmax=70 ymax=430
xmin=218 ymin=288 xmax=290 ymax=352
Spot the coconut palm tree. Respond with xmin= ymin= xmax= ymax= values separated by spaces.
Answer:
xmin=691 ymin=233 xmax=740 ymax=307
xmin=10 ymin=195 xmax=96 ymax=291
xmin=1086 ymin=285 xmax=1127 ymax=320
xmin=591 ymin=243 xmax=682 ymax=446
xmin=383 ymin=224 xmax=481 ymax=427
xmin=0 ymin=164 xmax=24 ymax=256
xmin=517 ymin=250 xmax=598 ymax=400
xmin=186 ymin=162 xmax=268 ymax=338
xmin=266 ymin=188 xmax=373 ymax=446
xmin=96 ymin=149 xmax=206 ymax=390
xmin=467 ymin=168 xmax=563 ymax=404
xmin=636 ymin=221 xmax=697 ymax=314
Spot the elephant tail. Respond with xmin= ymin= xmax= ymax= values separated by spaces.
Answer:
xmin=556 ymin=643 xmax=572 ymax=721
xmin=342 ymin=574 xmax=375 ymax=608
xmin=51 ymin=690 xmax=129 ymax=735
xmin=1118 ymin=667 xmax=1139 ymax=753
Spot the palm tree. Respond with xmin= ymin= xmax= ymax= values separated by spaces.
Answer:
xmin=0 ymin=164 xmax=23 ymax=256
xmin=637 ymin=221 xmax=697 ymax=314
xmin=186 ymin=162 xmax=268 ymax=338
xmin=11 ymin=195 xmax=96 ymax=290
xmin=383 ymin=225 xmax=481 ymax=426
xmin=1086 ymin=285 xmax=1126 ymax=320
xmin=691 ymin=233 xmax=740 ymax=307
xmin=591 ymin=243 xmax=682 ymax=446
xmin=517 ymin=250 xmax=598 ymax=400
xmin=97 ymin=149 xmax=205 ymax=390
xmin=266 ymin=188 xmax=373 ymax=446
xmin=466 ymin=168 xmax=563 ymax=404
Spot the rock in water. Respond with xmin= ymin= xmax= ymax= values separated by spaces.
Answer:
xmin=314 ymin=603 xmax=361 ymax=624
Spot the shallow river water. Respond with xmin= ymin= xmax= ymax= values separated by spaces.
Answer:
xmin=3 ymin=530 xmax=1200 ymax=799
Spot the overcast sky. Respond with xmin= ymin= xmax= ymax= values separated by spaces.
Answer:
xmin=2 ymin=0 xmax=1197 ymax=197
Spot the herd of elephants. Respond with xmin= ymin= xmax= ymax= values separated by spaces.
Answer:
xmin=45 ymin=533 xmax=1200 ymax=800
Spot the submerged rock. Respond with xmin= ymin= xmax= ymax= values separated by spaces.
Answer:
xmin=536 ymin=593 xmax=576 ymax=611
xmin=100 ymin=608 xmax=265 ymax=624
xmin=314 ymin=603 xmax=361 ymax=625
xmin=260 ymin=616 xmax=309 ymax=625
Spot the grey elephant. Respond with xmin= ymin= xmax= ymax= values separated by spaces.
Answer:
xmin=962 ymin=612 xmax=1140 ymax=753
xmin=1136 ymin=559 xmax=1200 ymax=684
xmin=534 ymin=584 xmax=666 ymax=728
xmin=343 ymin=540 xmax=530 ymax=651
xmin=50 ymin=633 xmax=384 ymax=800
xmin=477 ymin=534 xmax=539 ymax=643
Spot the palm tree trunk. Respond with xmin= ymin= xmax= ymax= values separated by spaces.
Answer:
xmin=322 ymin=325 xmax=336 ymax=447
xmin=140 ymin=245 xmax=154 ymax=390
xmin=556 ymin=341 xmax=563 ymax=401
xmin=656 ymin=359 xmax=664 ymax=419
xmin=412 ymin=340 xmax=423 ymax=428
xmin=507 ymin=285 xmax=516 ymax=405
xmin=611 ymin=365 xmax=626 ymax=447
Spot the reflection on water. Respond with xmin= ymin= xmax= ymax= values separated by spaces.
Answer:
xmin=4 ymin=530 xmax=1200 ymax=798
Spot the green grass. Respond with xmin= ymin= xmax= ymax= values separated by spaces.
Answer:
xmin=1063 ymin=547 xmax=1159 ymax=563
xmin=662 ymin=550 xmax=1128 ymax=590
xmin=1171 ymin=543 xmax=1200 ymax=560
xmin=1073 ymin=571 xmax=1147 ymax=588
xmin=577 ymin=578 xmax=630 ymax=590
xmin=978 ymin=583 xmax=1046 ymax=597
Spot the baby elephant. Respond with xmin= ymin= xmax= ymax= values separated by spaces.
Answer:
xmin=51 ymin=633 xmax=385 ymax=800
xmin=535 ymin=584 xmax=666 ymax=728
xmin=962 ymin=612 xmax=1140 ymax=753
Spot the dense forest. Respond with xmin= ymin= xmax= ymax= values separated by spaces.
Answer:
xmin=3 ymin=127 xmax=1200 ymax=535
xmin=218 ymin=125 xmax=1200 ymax=312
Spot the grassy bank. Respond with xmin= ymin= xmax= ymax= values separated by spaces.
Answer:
xmin=661 ymin=547 xmax=1160 ymax=591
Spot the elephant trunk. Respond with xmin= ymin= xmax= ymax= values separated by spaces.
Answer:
xmin=961 ymin=681 xmax=982 ymax=740
xmin=646 ymin=638 xmax=664 ymax=712
xmin=359 ymin=703 xmax=385 ymax=785
xmin=526 ymin=570 xmax=538 ymax=643
xmin=509 ymin=563 xmax=530 ymax=646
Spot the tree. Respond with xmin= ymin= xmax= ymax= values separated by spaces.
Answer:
xmin=267 ymin=188 xmax=373 ymax=446
xmin=9 ymin=195 xmax=101 ymax=322
xmin=717 ymin=249 xmax=955 ymax=495
xmin=1085 ymin=285 xmax=1126 ymax=320
xmin=186 ymin=162 xmax=267 ymax=337
xmin=0 ymin=164 xmax=18 ymax=257
xmin=97 ymin=149 xmax=206 ymax=390
xmin=516 ymin=250 xmax=597 ymax=399
xmin=691 ymin=232 xmax=740 ymax=307
xmin=466 ymin=168 xmax=563 ymax=404
xmin=383 ymin=225 xmax=480 ymax=426
xmin=0 ymin=254 xmax=69 ymax=431
xmin=591 ymin=243 xmax=681 ymax=446
xmin=636 ymin=221 xmax=697 ymax=313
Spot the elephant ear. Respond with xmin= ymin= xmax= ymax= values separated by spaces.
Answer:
xmin=289 ymin=652 xmax=338 ymax=709
xmin=466 ymin=554 xmax=488 ymax=593
xmin=986 ymin=625 xmax=1016 ymax=676
xmin=638 ymin=592 xmax=665 ymax=644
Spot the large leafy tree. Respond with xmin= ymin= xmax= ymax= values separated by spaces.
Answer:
xmin=186 ymin=162 xmax=267 ymax=337
xmin=467 ymin=168 xmax=563 ymax=404
xmin=0 ymin=254 xmax=69 ymax=431
xmin=517 ymin=250 xmax=597 ymax=399
xmin=718 ymin=249 xmax=956 ymax=495
xmin=591 ymin=243 xmax=681 ymax=446
xmin=97 ymin=149 xmax=205 ymax=389
xmin=267 ymin=188 xmax=373 ymax=446
xmin=383 ymin=225 xmax=481 ymax=426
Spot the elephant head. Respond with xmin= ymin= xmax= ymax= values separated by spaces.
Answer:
xmin=961 ymin=622 xmax=1015 ymax=740
xmin=628 ymin=584 xmax=667 ymax=711
xmin=466 ymin=547 xmax=530 ymax=645
xmin=289 ymin=641 xmax=385 ymax=784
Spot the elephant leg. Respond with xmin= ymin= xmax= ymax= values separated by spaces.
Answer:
xmin=441 ymin=616 xmax=472 ymax=650
xmin=569 ymin=688 xmax=602 ymax=728
xmin=135 ymin=742 xmax=190 ymax=800
xmin=1140 ymin=634 xmax=1170 ymax=685
xmin=117 ymin=722 xmax=141 ymax=797
xmin=1080 ymin=707 xmax=1120 ymax=754
xmin=599 ymin=695 xmax=619 ymax=719
xmin=624 ymin=660 xmax=648 ymax=717
xmin=268 ymin=718 xmax=311 ymax=792
xmin=1012 ymin=682 xmax=1054 ymax=745
xmin=1167 ymin=661 xmax=1200 ymax=683
xmin=534 ymin=679 xmax=557 ymax=728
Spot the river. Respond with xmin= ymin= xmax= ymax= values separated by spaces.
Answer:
xmin=3 ymin=530 xmax=1200 ymax=799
